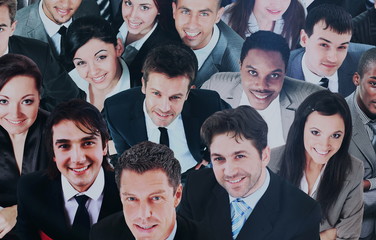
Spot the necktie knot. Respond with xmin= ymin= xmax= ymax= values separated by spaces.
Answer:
xmin=319 ymin=77 xmax=329 ymax=88
xmin=158 ymin=127 xmax=169 ymax=147
xmin=74 ymin=195 xmax=89 ymax=207
xmin=58 ymin=25 xmax=67 ymax=36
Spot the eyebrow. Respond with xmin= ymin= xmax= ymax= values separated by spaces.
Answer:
xmin=0 ymin=23 xmax=8 ymax=27
xmin=318 ymin=37 xmax=349 ymax=45
xmin=54 ymin=135 xmax=97 ymax=145
xmin=369 ymin=76 xmax=376 ymax=80
xmin=94 ymin=49 xmax=107 ymax=56
xmin=245 ymin=64 xmax=284 ymax=73
xmin=0 ymin=94 xmax=36 ymax=99
xmin=149 ymin=88 xmax=185 ymax=97
xmin=122 ymin=190 xmax=167 ymax=196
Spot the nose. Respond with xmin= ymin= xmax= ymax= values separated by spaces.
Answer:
xmin=253 ymin=77 xmax=268 ymax=90
xmin=71 ymin=145 xmax=86 ymax=164
xmin=326 ymin=49 xmax=338 ymax=63
xmin=159 ymin=97 xmax=171 ymax=112
xmin=9 ymin=102 xmax=21 ymax=118
xmin=87 ymin=63 xmax=100 ymax=78
xmin=223 ymin=161 xmax=238 ymax=178
xmin=187 ymin=14 xmax=199 ymax=28
xmin=139 ymin=201 xmax=152 ymax=219
xmin=130 ymin=6 xmax=138 ymax=19
xmin=59 ymin=0 xmax=69 ymax=8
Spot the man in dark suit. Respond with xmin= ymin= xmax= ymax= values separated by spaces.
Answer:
xmin=352 ymin=1 xmax=376 ymax=46
xmin=0 ymin=0 xmax=83 ymax=111
xmin=17 ymin=99 xmax=122 ymax=240
xmin=104 ymin=44 xmax=230 ymax=177
xmin=346 ymin=48 xmax=376 ymax=240
xmin=90 ymin=141 xmax=208 ymax=240
xmin=172 ymin=0 xmax=244 ymax=87
xmin=287 ymin=4 xmax=373 ymax=97
xmin=14 ymin=0 xmax=99 ymax=70
xmin=179 ymin=106 xmax=321 ymax=239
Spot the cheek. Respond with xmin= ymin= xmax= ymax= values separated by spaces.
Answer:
xmin=76 ymin=67 xmax=88 ymax=79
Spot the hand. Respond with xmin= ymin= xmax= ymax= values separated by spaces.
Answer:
xmin=320 ymin=228 xmax=337 ymax=240
xmin=364 ymin=179 xmax=371 ymax=191
xmin=0 ymin=205 xmax=17 ymax=239
xmin=195 ymin=160 xmax=209 ymax=170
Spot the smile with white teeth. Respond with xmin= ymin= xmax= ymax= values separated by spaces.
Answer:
xmin=6 ymin=119 xmax=25 ymax=125
xmin=137 ymin=224 xmax=156 ymax=230
xmin=129 ymin=22 xmax=142 ymax=27
xmin=92 ymin=74 xmax=106 ymax=83
xmin=156 ymin=112 xmax=173 ymax=117
xmin=227 ymin=178 xmax=243 ymax=184
xmin=252 ymin=92 xmax=270 ymax=99
xmin=72 ymin=166 xmax=89 ymax=172
xmin=314 ymin=148 xmax=329 ymax=155
xmin=185 ymin=31 xmax=200 ymax=37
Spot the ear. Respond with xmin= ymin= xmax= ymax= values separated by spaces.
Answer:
xmin=10 ymin=20 xmax=17 ymax=36
xmin=215 ymin=7 xmax=225 ymax=23
xmin=172 ymin=2 xmax=177 ymax=19
xmin=174 ymin=184 xmax=183 ymax=208
xmin=353 ymin=72 xmax=361 ymax=86
xmin=141 ymin=77 xmax=146 ymax=94
xmin=300 ymin=29 xmax=308 ymax=47
xmin=115 ymin=38 xmax=124 ymax=57
xmin=261 ymin=146 xmax=270 ymax=167
xmin=102 ymin=141 xmax=108 ymax=156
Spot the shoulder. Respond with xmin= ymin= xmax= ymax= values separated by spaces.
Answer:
xmin=91 ymin=212 xmax=130 ymax=238
xmin=347 ymin=42 xmax=374 ymax=55
xmin=268 ymin=145 xmax=285 ymax=174
xmin=18 ymin=171 xmax=51 ymax=196
xmin=105 ymin=87 xmax=143 ymax=108
xmin=176 ymin=214 xmax=210 ymax=240
xmin=283 ymin=76 xmax=323 ymax=94
xmin=348 ymin=156 xmax=365 ymax=181
xmin=185 ymin=89 xmax=226 ymax=111
xmin=15 ymin=2 xmax=37 ymax=20
xmin=9 ymin=35 xmax=49 ymax=52
xmin=202 ymin=72 xmax=240 ymax=90
xmin=216 ymin=21 xmax=244 ymax=47
xmin=184 ymin=168 xmax=219 ymax=197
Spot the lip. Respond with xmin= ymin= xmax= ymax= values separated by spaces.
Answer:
xmin=5 ymin=118 xmax=27 ymax=125
xmin=321 ymin=63 xmax=337 ymax=69
xmin=55 ymin=7 xmax=70 ymax=17
xmin=184 ymin=30 xmax=200 ymax=40
xmin=69 ymin=164 xmax=90 ymax=175
xmin=128 ymin=20 xmax=142 ymax=29
xmin=314 ymin=148 xmax=329 ymax=156
xmin=154 ymin=111 xmax=173 ymax=119
xmin=135 ymin=224 xmax=157 ymax=233
xmin=91 ymin=73 xmax=107 ymax=84
xmin=225 ymin=177 xmax=245 ymax=185
xmin=250 ymin=90 xmax=273 ymax=101
xmin=266 ymin=8 xmax=282 ymax=15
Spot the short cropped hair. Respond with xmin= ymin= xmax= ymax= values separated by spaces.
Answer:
xmin=201 ymin=106 xmax=268 ymax=157
xmin=66 ymin=16 xmax=117 ymax=62
xmin=173 ymin=0 xmax=222 ymax=9
xmin=0 ymin=54 xmax=42 ymax=93
xmin=142 ymin=43 xmax=198 ymax=88
xmin=240 ymin=31 xmax=290 ymax=70
xmin=0 ymin=0 xmax=17 ymax=23
xmin=45 ymin=99 xmax=111 ymax=179
xmin=115 ymin=141 xmax=181 ymax=193
xmin=357 ymin=48 xmax=376 ymax=78
xmin=304 ymin=4 xmax=352 ymax=37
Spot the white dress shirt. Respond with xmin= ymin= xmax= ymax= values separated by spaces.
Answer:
xmin=300 ymin=164 xmax=327 ymax=199
xmin=302 ymin=53 xmax=339 ymax=92
xmin=39 ymin=0 xmax=72 ymax=54
xmin=61 ymin=167 xmax=105 ymax=226
xmin=117 ymin=21 xmax=158 ymax=51
xmin=193 ymin=24 xmax=220 ymax=70
xmin=240 ymin=92 xmax=285 ymax=148
xmin=165 ymin=220 xmax=177 ymax=240
xmin=143 ymin=101 xmax=197 ymax=173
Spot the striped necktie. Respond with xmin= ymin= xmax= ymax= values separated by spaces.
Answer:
xmin=231 ymin=198 xmax=252 ymax=239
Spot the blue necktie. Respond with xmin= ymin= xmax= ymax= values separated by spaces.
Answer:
xmin=231 ymin=198 xmax=252 ymax=239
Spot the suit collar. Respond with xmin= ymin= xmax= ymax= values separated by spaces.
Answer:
xmin=24 ymin=2 xmax=50 ymax=43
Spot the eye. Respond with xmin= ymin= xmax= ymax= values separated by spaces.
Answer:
xmin=170 ymin=95 xmax=181 ymax=100
xmin=235 ymin=154 xmax=245 ymax=159
xmin=97 ymin=55 xmax=107 ymax=61
xmin=310 ymin=130 xmax=320 ymax=136
xmin=319 ymin=43 xmax=329 ymax=48
xmin=152 ymin=196 xmax=161 ymax=201
xmin=248 ymin=70 xmax=257 ymax=76
xmin=140 ymin=5 xmax=149 ymax=11
xmin=22 ymin=99 xmax=34 ymax=105
xmin=126 ymin=197 xmax=136 ymax=201
xmin=124 ymin=0 xmax=132 ymax=6
xmin=152 ymin=91 xmax=160 ymax=96
xmin=0 ymin=99 xmax=8 ymax=105
xmin=75 ymin=61 xmax=86 ymax=67
xmin=57 ymin=144 xmax=70 ymax=149
xmin=0 ymin=28 xmax=4 ymax=32
xmin=370 ymin=82 xmax=376 ymax=87
xmin=200 ymin=12 xmax=209 ymax=16
xmin=270 ymin=73 xmax=280 ymax=79
xmin=338 ymin=45 xmax=347 ymax=50
xmin=83 ymin=141 xmax=95 ymax=147
xmin=212 ymin=156 xmax=224 ymax=162
xmin=181 ymin=9 xmax=189 ymax=15
xmin=331 ymin=133 xmax=342 ymax=139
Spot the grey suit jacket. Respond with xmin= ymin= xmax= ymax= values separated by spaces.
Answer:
xmin=269 ymin=146 xmax=364 ymax=239
xmin=287 ymin=42 xmax=374 ymax=97
xmin=201 ymin=72 xmax=323 ymax=140
xmin=14 ymin=0 xmax=100 ymax=57
xmin=346 ymin=92 xmax=376 ymax=215
xmin=195 ymin=21 xmax=244 ymax=88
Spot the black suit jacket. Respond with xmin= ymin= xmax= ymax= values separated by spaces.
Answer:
xmin=103 ymin=87 xmax=230 ymax=163
xmin=179 ymin=168 xmax=321 ymax=240
xmin=8 ymin=35 xmax=84 ymax=111
xmin=16 ymin=170 xmax=122 ymax=240
xmin=90 ymin=211 xmax=209 ymax=240
xmin=352 ymin=7 xmax=376 ymax=46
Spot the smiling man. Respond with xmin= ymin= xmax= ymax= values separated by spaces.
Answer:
xmin=14 ymin=0 xmax=99 ymax=70
xmin=179 ymin=106 xmax=321 ymax=239
xmin=90 ymin=141 xmax=208 ymax=240
xmin=202 ymin=31 xmax=322 ymax=148
xmin=347 ymin=48 xmax=376 ymax=240
xmin=287 ymin=4 xmax=373 ymax=97
xmin=16 ymin=99 xmax=122 ymax=240
xmin=103 ymin=43 xmax=229 ymax=178
xmin=172 ymin=0 xmax=244 ymax=87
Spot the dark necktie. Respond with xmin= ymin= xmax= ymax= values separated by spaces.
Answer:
xmin=72 ymin=195 xmax=90 ymax=235
xmin=319 ymin=77 xmax=329 ymax=88
xmin=58 ymin=26 xmax=67 ymax=58
xmin=97 ymin=0 xmax=112 ymax=21
xmin=158 ymin=127 xmax=169 ymax=147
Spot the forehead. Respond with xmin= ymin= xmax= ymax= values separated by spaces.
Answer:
xmin=0 ymin=5 xmax=11 ymax=23
xmin=175 ymin=0 xmax=219 ymax=10
xmin=52 ymin=120 xmax=99 ymax=140
xmin=310 ymin=21 xmax=352 ymax=41
xmin=210 ymin=133 xmax=258 ymax=155
xmin=145 ymin=72 xmax=190 ymax=93
xmin=362 ymin=62 xmax=376 ymax=77
xmin=305 ymin=112 xmax=344 ymax=130
xmin=242 ymin=49 xmax=285 ymax=72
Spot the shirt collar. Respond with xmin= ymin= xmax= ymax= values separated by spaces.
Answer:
xmin=117 ymin=21 xmax=158 ymax=51
xmin=229 ymin=169 xmax=270 ymax=210
xmin=61 ymin=167 xmax=105 ymax=201
xmin=247 ymin=13 xmax=284 ymax=35
xmin=302 ymin=52 xmax=338 ymax=83
xmin=165 ymin=220 xmax=177 ymax=240
xmin=39 ymin=0 xmax=72 ymax=37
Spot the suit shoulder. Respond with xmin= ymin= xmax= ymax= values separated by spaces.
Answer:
xmin=105 ymin=87 xmax=143 ymax=107
xmin=18 ymin=171 xmax=50 ymax=194
xmin=91 ymin=212 xmax=129 ymax=239
xmin=289 ymin=48 xmax=305 ymax=61
xmin=202 ymin=72 xmax=240 ymax=90
xmin=283 ymin=77 xmax=323 ymax=94
xmin=187 ymin=89 xmax=226 ymax=110
xmin=185 ymin=169 xmax=219 ymax=196
xmin=9 ymin=35 xmax=49 ymax=52
xmin=15 ymin=3 xmax=34 ymax=20
xmin=217 ymin=21 xmax=244 ymax=46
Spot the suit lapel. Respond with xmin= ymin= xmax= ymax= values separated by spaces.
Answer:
xmin=25 ymin=3 xmax=50 ymax=43
xmin=288 ymin=49 xmax=305 ymax=80
xmin=338 ymin=57 xmax=356 ymax=96
xmin=279 ymin=86 xmax=296 ymax=140
xmin=98 ymin=171 xmax=121 ymax=220
xmin=128 ymin=95 xmax=148 ymax=145
xmin=181 ymin=99 xmax=201 ymax=163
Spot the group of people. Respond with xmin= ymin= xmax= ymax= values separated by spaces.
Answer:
xmin=1 ymin=0 xmax=376 ymax=239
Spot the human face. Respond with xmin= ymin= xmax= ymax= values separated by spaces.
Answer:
xmin=172 ymin=0 xmax=224 ymax=50
xmin=120 ymin=169 xmax=182 ymax=240
xmin=73 ymin=38 xmax=123 ymax=93
xmin=300 ymin=20 xmax=351 ymax=77
xmin=52 ymin=120 xmax=106 ymax=192
xmin=0 ymin=76 xmax=39 ymax=137
xmin=42 ymin=0 xmax=82 ymax=25
xmin=304 ymin=112 xmax=345 ymax=167
xmin=354 ymin=63 xmax=376 ymax=119
xmin=210 ymin=133 xmax=270 ymax=198
xmin=241 ymin=49 xmax=285 ymax=110
xmin=253 ymin=0 xmax=291 ymax=22
xmin=141 ymin=72 xmax=190 ymax=127
xmin=122 ymin=0 xmax=158 ymax=37
xmin=0 ymin=5 xmax=16 ymax=56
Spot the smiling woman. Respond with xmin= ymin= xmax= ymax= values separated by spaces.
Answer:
xmin=0 ymin=54 xmax=49 ymax=240
xmin=66 ymin=16 xmax=130 ymax=111
xmin=269 ymin=90 xmax=364 ymax=239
